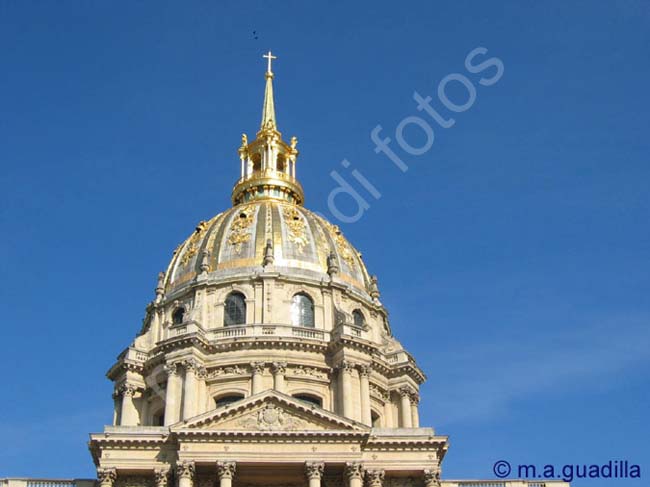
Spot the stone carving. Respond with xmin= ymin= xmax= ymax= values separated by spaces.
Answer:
xmin=236 ymin=403 xmax=307 ymax=431
xmin=227 ymin=205 xmax=255 ymax=253
xmin=154 ymin=468 xmax=170 ymax=487
xmin=97 ymin=467 xmax=117 ymax=487
xmin=365 ymin=470 xmax=385 ymax=487
xmin=282 ymin=205 xmax=309 ymax=253
xmin=250 ymin=361 xmax=265 ymax=374
xmin=176 ymin=461 xmax=195 ymax=480
xmin=272 ymin=362 xmax=287 ymax=375
xmin=208 ymin=365 xmax=245 ymax=378
xmin=291 ymin=365 xmax=327 ymax=379
xmin=423 ymin=468 xmax=441 ymax=487
xmin=163 ymin=362 xmax=181 ymax=377
xmin=216 ymin=461 xmax=236 ymax=480
xmin=357 ymin=364 xmax=370 ymax=378
xmin=344 ymin=462 xmax=365 ymax=480
xmin=305 ymin=462 xmax=325 ymax=480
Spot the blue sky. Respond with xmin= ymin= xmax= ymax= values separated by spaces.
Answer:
xmin=0 ymin=1 xmax=648 ymax=486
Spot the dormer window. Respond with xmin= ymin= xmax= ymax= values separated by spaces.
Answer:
xmin=352 ymin=309 xmax=365 ymax=328
xmin=172 ymin=307 xmax=185 ymax=325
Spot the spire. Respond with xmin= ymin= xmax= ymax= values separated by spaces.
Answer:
xmin=261 ymin=51 xmax=277 ymax=131
xmin=231 ymin=52 xmax=304 ymax=206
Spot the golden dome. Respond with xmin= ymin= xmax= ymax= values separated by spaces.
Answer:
xmin=163 ymin=200 xmax=373 ymax=297
xmin=161 ymin=53 xmax=377 ymax=301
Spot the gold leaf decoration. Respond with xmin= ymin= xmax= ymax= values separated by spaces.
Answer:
xmin=227 ymin=205 xmax=255 ymax=253
xmin=180 ymin=220 xmax=209 ymax=266
xmin=282 ymin=205 xmax=309 ymax=253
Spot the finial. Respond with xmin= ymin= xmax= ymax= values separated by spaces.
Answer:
xmin=263 ymin=239 xmax=274 ymax=266
xmin=155 ymin=272 xmax=165 ymax=302
xmin=327 ymin=251 xmax=339 ymax=276
xmin=263 ymin=50 xmax=277 ymax=76
xmin=260 ymin=52 xmax=278 ymax=131
xmin=241 ymin=133 xmax=248 ymax=146
xmin=290 ymin=136 xmax=298 ymax=150
xmin=199 ymin=250 xmax=210 ymax=274
xmin=369 ymin=275 xmax=381 ymax=302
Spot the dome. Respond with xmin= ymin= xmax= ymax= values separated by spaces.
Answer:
xmin=163 ymin=200 xmax=372 ymax=297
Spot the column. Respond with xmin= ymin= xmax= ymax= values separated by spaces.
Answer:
xmin=399 ymin=387 xmax=413 ymax=428
xmin=365 ymin=470 xmax=385 ymax=487
xmin=344 ymin=462 xmax=364 ymax=487
xmin=120 ymin=384 xmax=139 ymax=426
xmin=272 ymin=362 xmax=287 ymax=393
xmin=164 ymin=363 xmax=182 ymax=425
xmin=216 ymin=461 xmax=236 ymax=487
xmin=182 ymin=361 xmax=198 ymax=420
xmin=112 ymin=390 xmax=121 ymax=426
xmin=176 ymin=461 xmax=195 ymax=487
xmin=97 ymin=467 xmax=117 ymax=487
xmin=357 ymin=365 xmax=371 ymax=426
xmin=382 ymin=393 xmax=393 ymax=428
xmin=251 ymin=362 xmax=265 ymax=394
xmin=410 ymin=392 xmax=420 ymax=428
xmin=154 ymin=468 xmax=170 ymax=487
xmin=305 ymin=462 xmax=324 ymax=487
xmin=339 ymin=362 xmax=354 ymax=418
xmin=423 ymin=467 xmax=441 ymax=487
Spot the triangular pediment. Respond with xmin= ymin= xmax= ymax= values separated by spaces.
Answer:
xmin=172 ymin=390 xmax=369 ymax=433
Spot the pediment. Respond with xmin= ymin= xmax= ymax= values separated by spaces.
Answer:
xmin=172 ymin=390 xmax=368 ymax=433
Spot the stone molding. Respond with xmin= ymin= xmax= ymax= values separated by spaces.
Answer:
xmin=97 ymin=467 xmax=117 ymax=486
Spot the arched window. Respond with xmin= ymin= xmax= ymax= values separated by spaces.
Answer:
xmin=215 ymin=393 xmax=245 ymax=408
xmin=291 ymin=293 xmax=314 ymax=328
xmin=172 ymin=307 xmax=185 ymax=325
xmin=352 ymin=309 xmax=365 ymax=328
xmin=293 ymin=393 xmax=322 ymax=408
xmin=224 ymin=292 xmax=246 ymax=326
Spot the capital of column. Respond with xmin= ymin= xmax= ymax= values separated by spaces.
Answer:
xmin=357 ymin=364 xmax=370 ymax=378
xmin=305 ymin=462 xmax=325 ymax=480
xmin=423 ymin=467 xmax=441 ymax=487
xmin=339 ymin=361 xmax=356 ymax=375
xmin=182 ymin=359 xmax=200 ymax=373
xmin=216 ymin=461 xmax=237 ymax=480
xmin=176 ymin=461 xmax=195 ymax=480
xmin=272 ymin=361 xmax=287 ymax=375
xmin=118 ymin=383 xmax=138 ymax=398
xmin=344 ymin=462 xmax=364 ymax=481
xmin=154 ymin=467 xmax=171 ymax=487
xmin=250 ymin=361 xmax=265 ymax=374
xmin=164 ymin=362 xmax=181 ymax=377
xmin=398 ymin=386 xmax=414 ymax=400
xmin=410 ymin=392 xmax=420 ymax=405
xmin=365 ymin=470 xmax=385 ymax=487
xmin=97 ymin=467 xmax=117 ymax=486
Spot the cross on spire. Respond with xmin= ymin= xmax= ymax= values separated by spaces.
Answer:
xmin=263 ymin=50 xmax=277 ymax=74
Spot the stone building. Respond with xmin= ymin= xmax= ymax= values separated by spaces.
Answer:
xmin=1 ymin=54 xmax=569 ymax=487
